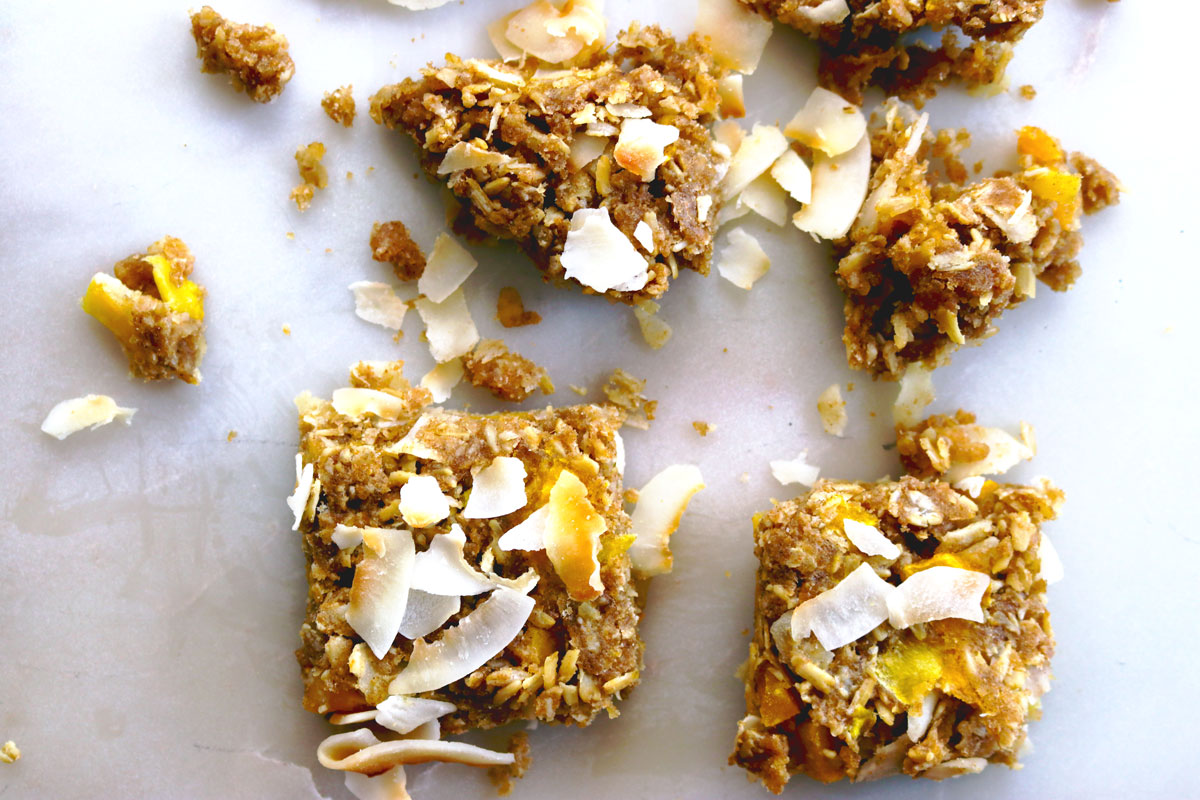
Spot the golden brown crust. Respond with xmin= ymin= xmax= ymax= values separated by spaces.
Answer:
xmin=461 ymin=340 xmax=553 ymax=403
xmin=369 ymin=221 xmax=426 ymax=281
xmin=189 ymin=6 xmax=294 ymax=103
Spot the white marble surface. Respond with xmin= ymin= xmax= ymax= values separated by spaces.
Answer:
xmin=0 ymin=1 xmax=1196 ymax=798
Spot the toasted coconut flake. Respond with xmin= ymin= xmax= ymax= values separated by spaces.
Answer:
xmin=387 ymin=413 xmax=443 ymax=461
xmin=614 ymin=118 xmax=680 ymax=182
xmin=717 ymin=74 xmax=745 ymax=118
xmin=333 ymin=523 xmax=366 ymax=550
xmin=41 ymin=394 xmax=135 ymax=440
xmin=717 ymin=228 xmax=771 ymax=290
xmin=887 ymin=566 xmax=988 ymax=629
xmin=497 ymin=505 xmax=549 ymax=551
xmin=634 ymin=300 xmax=672 ymax=349
xmin=770 ymin=451 xmax=820 ymax=487
xmin=784 ymin=88 xmax=866 ymax=157
xmin=569 ymin=134 xmax=609 ymax=170
xmin=721 ymin=125 xmax=789 ymax=202
xmin=344 ymin=766 xmax=410 ymax=800
xmin=399 ymin=475 xmax=452 ymax=528
xmin=560 ymin=207 xmax=649 ymax=293
xmin=792 ymin=132 xmax=871 ymax=240
xmin=415 ymin=288 xmax=479 ymax=363
xmin=411 ymin=526 xmax=496 ymax=596
xmin=817 ymin=383 xmax=848 ymax=437
xmin=632 ymin=220 xmax=655 ymax=252
xmin=399 ymin=589 xmax=460 ymax=640
xmin=330 ymin=710 xmax=379 ymax=726
xmin=843 ymin=518 xmax=901 ymax=560
xmin=332 ymin=388 xmax=407 ymax=420
xmin=346 ymin=528 xmax=416 ymax=659
xmin=543 ymin=470 xmax=607 ymax=600
xmin=695 ymin=0 xmax=773 ymax=74
xmin=505 ymin=0 xmax=605 ymax=63
xmin=739 ymin=174 xmax=789 ymax=226
xmin=388 ymin=586 xmax=536 ymax=695
xmin=349 ymin=282 xmax=408 ymax=330
xmin=770 ymin=150 xmax=812 ymax=204
xmin=486 ymin=11 xmax=523 ymax=61
xmin=375 ymin=696 xmax=457 ymax=735
xmin=419 ymin=359 xmax=463 ymax=403
xmin=791 ymin=562 xmax=894 ymax=650
xmin=436 ymin=142 xmax=513 ymax=176
xmin=418 ymin=234 xmax=478 ymax=304
xmin=288 ymin=454 xmax=317 ymax=531
xmin=893 ymin=365 xmax=935 ymax=426
xmin=461 ymin=457 xmax=528 ymax=519
xmin=1039 ymin=532 xmax=1064 ymax=585
xmin=907 ymin=692 xmax=937 ymax=742
xmin=942 ymin=425 xmax=1035 ymax=483
xmin=318 ymin=728 xmax=514 ymax=775
xmin=629 ymin=464 xmax=705 ymax=578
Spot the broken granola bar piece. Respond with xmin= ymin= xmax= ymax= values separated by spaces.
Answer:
xmin=369 ymin=24 xmax=730 ymax=304
xmin=837 ymin=105 xmax=1120 ymax=378
xmin=461 ymin=340 xmax=553 ymax=402
xmin=370 ymin=221 xmax=426 ymax=281
xmin=322 ymin=85 xmax=356 ymax=127
xmin=189 ymin=6 xmax=294 ymax=103
xmin=81 ymin=236 xmax=206 ymax=384
xmin=732 ymin=475 xmax=1061 ymax=790
xmin=291 ymin=142 xmax=329 ymax=212
xmin=896 ymin=409 xmax=1035 ymax=482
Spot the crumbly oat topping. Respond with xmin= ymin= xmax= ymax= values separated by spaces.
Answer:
xmin=371 ymin=221 xmax=427 ymax=282
xmin=292 ymin=142 xmax=329 ymax=212
xmin=461 ymin=340 xmax=553 ymax=403
xmin=369 ymin=24 xmax=730 ymax=303
xmin=189 ymin=6 xmax=294 ymax=103
xmin=601 ymin=368 xmax=656 ymax=430
xmin=81 ymin=236 xmax=206 ymax=384
xmin=732 ymin=475 xmax=1062 ymax=790
xmin=837 ymin=104 xmax=1120 ymax=378
xmin=323 ymin=85 xmax=356 ymax=127
xmin=896 ymin=409 xmax=1034 ymax=482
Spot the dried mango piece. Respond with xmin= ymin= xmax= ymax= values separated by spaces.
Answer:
xmin=81 ymin=273 xmax=138 ymax=343
xmin=1016 ymin=125 xmax=1063 ymax=167
xmin=757 ymin=665 xmax=802 ymax=728
xmin=871 ymin=640 xmax=944 ymax=706
xmin=147 ymin=254 xmax=205 ymax=320
xmin=1024 ymin=167 xmax=1082 ymax=229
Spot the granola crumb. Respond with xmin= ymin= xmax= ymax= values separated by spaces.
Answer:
xmin=227 ymin=430 xmax=238 ymax=442
xmin=497 ymin=287 xmax=542 ymax=328
xmin=487 ymin=732 xmax=532 ymax=796
xmin=1019 ymin=84 xmax=1037 ymax=100
xmin=569 ymin=384 xmax=588 ymax=396
xmin=602 ymin=368 xmax=656 ymax=430
xmin=286 ymin=231 xmax=295 ymax=240
xmin=282 ymin=324 xmax=291 ymax=335
xmin=692 ymin=420 xmax=716 ymax=436
xmin=461 ymin=340 xmax=554 ymax=402
xmin=291 ymin=142 xmax=328 ymax=211
xmin=0 ymin=741 xmax=19 ymax=764
xmin=321 ymin=84 xmax=356 ymax=127
xmin=346 ymin=171 xmax=354 ymax=180
xmin=370 ymin=220 xmax=426 ymax=281
xmin=189 ymin=6 xmax=294 ymax=103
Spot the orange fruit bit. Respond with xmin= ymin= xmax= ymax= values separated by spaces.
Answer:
xmin=757 ymin=666 xmax=802 ymax=728
xmin=1017 ymin=126 xmax=1063 ymax=167
xmin=1025 ymin=168 xmax=1082 ymax=230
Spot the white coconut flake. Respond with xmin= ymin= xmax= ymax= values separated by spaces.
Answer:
xmin=415 ymin=288 xmax=480 ymax=363
xmin=739 ymin=173 xmax=789 ymax=226
xmin=817 ymin=383 xmax=848 ymax=437
xmin=319 ymin=728 xmax=514 ymax=775
xmin=387 ymin=0 xmax=452 ymax=8
xmin=893 ymin=365 xmax=935 ymax=426
xmin=791 ymin=562 xmax=894 ymax=650
xmin=349 ymin=282 xmax=408 ymax=330
xmin=388 ymin=586 xmax=535 ymax=695
xmin=399 ymin=475 xmax=452 ymax=528
xmin=784 ymin=87 xmax=866 ymax=157
xmin=1039 ymin=532 xmax=1064 ymax=585
xmin=398 ymin=589 xmax=460 ymax=640
xmin=717 ymin=228 xmax=771 ymax=290
xmin=560 ymin=207 xmax=649 ymax=293
xmin=907 ymin=692 xmax=938 ymax=742
xmin=721 ymin=124 xmax=789 ymax=202
xmin=697 ymin=194 xmax=714 ymax=223
xmin=419 ymin=359 xmax=463 ymax=403
xmin=333 ymin=523 xmax=365 ymax=551
xmin=411 ymin=526 xmax=496 ymax=596
xmin=487 ymin=11 xmax=523 ymax=61
xmin=332 ymin=388 xmax=407 ymax=420
xmin=790 ymin=0 xmax=850 ymax=24
xmin=770 ymin=451 xmax=820 ymax=487
xmin=436 ymin=141 xmax=513 ymax=176
xmin=344 ymin=766 xmax=408 ymax=800
xmin=843 ymin=518 xmax=901 ymax=560
xmin=607 ymin=102 xmax=652 ymax=118
xmin=614 ymin=118 xmax=680 ymax=182
xmin=461 ymin=457 xmax=528 ymax=519
xmin=498 ymin=505 xmax=549 ymax=551
xmin=387 ymin=412 xmax=442 ymax=461
xmin=505 ymin=0 xmax=605 ymax=63
xmin=942 ymin=426 xmax=1035 ymax=483
xmin=346 ymin=528 xmax=417 ymax=660
xmin=953 ymin=476 xmax=986 ymax=499
xmin=40 ymin=394 xmax=135 ymax=440
xmin=695 ymin=0 xmax=774 ymax=74
xmin=792 ymin=131 xmax=871 ymax=240
xmin=375 ymin=696 xmax=457 ymax=735
xmin=887 ymin=566 xmax=989 ymax=629
xmin=613 ymin=430 xmax=626 ymax=474
xmin=288 ymin=454 xmax=317 ymax=531
xmin=770 ymin=149 xmax=813 ymax=204
xmin=418 ymin=234 xmax=478 ymax=304
xmin=569 ymin=134 xmax=609 ymax=170
xmin=633 ymin=220 xmax=655 ymax=252
xmin=629 ymin=464 xmax=705 ymax=578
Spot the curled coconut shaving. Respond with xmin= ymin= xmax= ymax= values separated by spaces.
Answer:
xmin=629 ymin=464 xmax=705 ymax=578
xmin=318 ymin=728 xmax=514 ymax=776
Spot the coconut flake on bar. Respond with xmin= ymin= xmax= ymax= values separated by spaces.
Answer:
xmin=436 ymin=142 xmax=513 ymax=176
xmin=770 ymin=451 xmax=820 ymax=487
xmin=388 ymin=586 xmax=535 ymax=695
xmin=739 ymin=174 xmax=789 ymax=226
xmin=415 ymin=288 xmax=479 ymax=363
xmin=887 ymin=565 xmax=989 ymax=629
xmin=717 ymin=229 xmax=771 ymax=290
xmin=614 ymin=119 xmax=680 ymax=182
xmin=791 ymin=0 xmax=850 ymax=24
xmin=543 ymin=470 xmax=607 ymax=600
xmin=790 ymin=562 xmax=894 ymax=650
xmin=632 ymin=220 xmax=655 ymax=252
xmin=332 ymin=388 xmax=407 ymax=420
xmin=560 ymin=207 xmax=649 ymax=292
xmin=893 ymin=365 xmax=935 ymax=426
xmin=817 ymin=383 xmax=848 ymax=437
xmin=721 ymin=125 xmax=789 ymax=202
xmin=784 ymin=87 xmax=866 ymax=157
xmin=419 ymin=359 xmax=463 ymax=403
xmin=695 ymin=0 xmax=773 ymax=74
xmin=792 ymin=132 xmax=871 ymax=240
xmin=941 ymin=425 xmax=1035 ymax=483
xmin=418 ymin=233 xmax=478 ymax=304
xmin=461 ymin=456 xmax=528 ymax=519
xmin=318 ymin=728 xmax=514 ymax=775
xmin=349 ymin=282 xmax=408 ymax=330
xmin=1039 ymin=532 xmax=1064 ymax=585
xmin=907 ymin=692 xmax=937 ymax=742
xmin=375 ymin=696 xmax=457 ymax=735
xmin=346 ymin=528 xmax=416 ymax=659
xmin=629 ymin=464 xmax=705 ymax=578
xmin=398 ymin=589 xmax=460 ymax=640
xmin=399 ymin=475 xmax=452 ymax=528
xmin=505 ymin=0 xmax=605 ymax=63
xmin=40 ymin=394 xmax=136 ymax=440
xmin=569 ymin=134 xmax=609 ymax=170
xmin=333 ymin=523 xmax=366 ymax=550
xmin=770 ymin=150 xmax=812 ymax=204
xmin=497 ymin=505 xmax=549 ymax=551
xmin=410 ymin=526 xmax=496 ymax=596
xmin=288 ymin=454 xmax=318 ymax=531
xmin=843 ymin=518 xmax=901 ymax=560
xmin=487 ymin=11 xmax=524 ymax=61
xmin=344 ymin=766 xmax=408 ymax=800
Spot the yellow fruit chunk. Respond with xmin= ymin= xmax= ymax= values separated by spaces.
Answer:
xmin=81 ymin=273 xmax=137 ymax=343
xmin=543 ymin=470 xmax=607 ymax=601
xmin=872 ymin=640 xmax=944 ymax=706
xmin=899 ymin=551 xmax=979 ymax=579
xmin=146 ymin=254 xmax=205 ymax=320
xmin=1016 ymin=125 xmax=1063 ymax=167
xmin=527 ymin=626 xmax=555 ymax=666
xmin=597 ymin=532 xmax=635 ymax=564
xmin=847 ymin=705 xmax=877 ymax=740
xmin=824 ymin=494 xmax=879 ymax=530
xmin=1025 ymin=168 xmax=1082 ymax=230
xmin=757 ymin=666 xmax=801 ymax=728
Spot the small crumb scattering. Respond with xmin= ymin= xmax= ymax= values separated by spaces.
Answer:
xmin=189 ymin=6 xmax=294 ymax=102
xmin=602 ymin=368 xmax=657 ymax=430
xmin=227 ymin=430 xmax=238 ymax=442
xmin=569 ymin=384 xmax=588 ymax=396
xmin=370 ymin=220 xmax=426 ymax=281
xmin=461 ymin=340 xmax=553 ymax=402
xmin=496 ymin=286 xmax=542 ymax=328
xmin=1018 ymin=84 xmax=1037 ymax=100
xmin=692 ymin=421 xmax=716 ymax=436
xmin=282 ymin=324 xmax=291 ymax=335
xmin=633 ymin=301 xmax=672 ymax=349
xmin=321 ymin=84 xmax=356 ymax=126
xmin=0 ymin=741 xmax=19 ymax=764
xmin=291 ymin=142 xmax=328 ymax=211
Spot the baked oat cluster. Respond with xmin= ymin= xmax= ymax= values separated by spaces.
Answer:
xmin=896 ymin=409 xmax=1035 ymax=481
xmin=461 ymin=339 xmax=554 ymax=403
xmin=189 ymin=6 xmax=294 ymax=103
xmin=837 ymin=104 xmax=1120 ymax=377
xmin=81 ymin=236 xmax=207 ymax=384
xmin=732 ymin=474 xmax=1062 ymax=791
xmin=739 ymin=0 xmax=1046 ymax=104
xmin=369 ymin=24 xmax=731 ymax=303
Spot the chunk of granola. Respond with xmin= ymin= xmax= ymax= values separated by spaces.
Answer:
xmin=189 ymin=6 xmax=294 ymax=103
xmin=322 ymin=85 xmax=356 ymax=127
xmin=291 ymin=142 xmax=328 ymax=212
xmin=461 ymin=340 xmax=553 ymax=402
xmin=370 ymin=220 xmax=427 ymax=281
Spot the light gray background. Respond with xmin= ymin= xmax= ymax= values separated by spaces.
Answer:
xmin=1 ymin=0 xmax=1195 ymax=798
